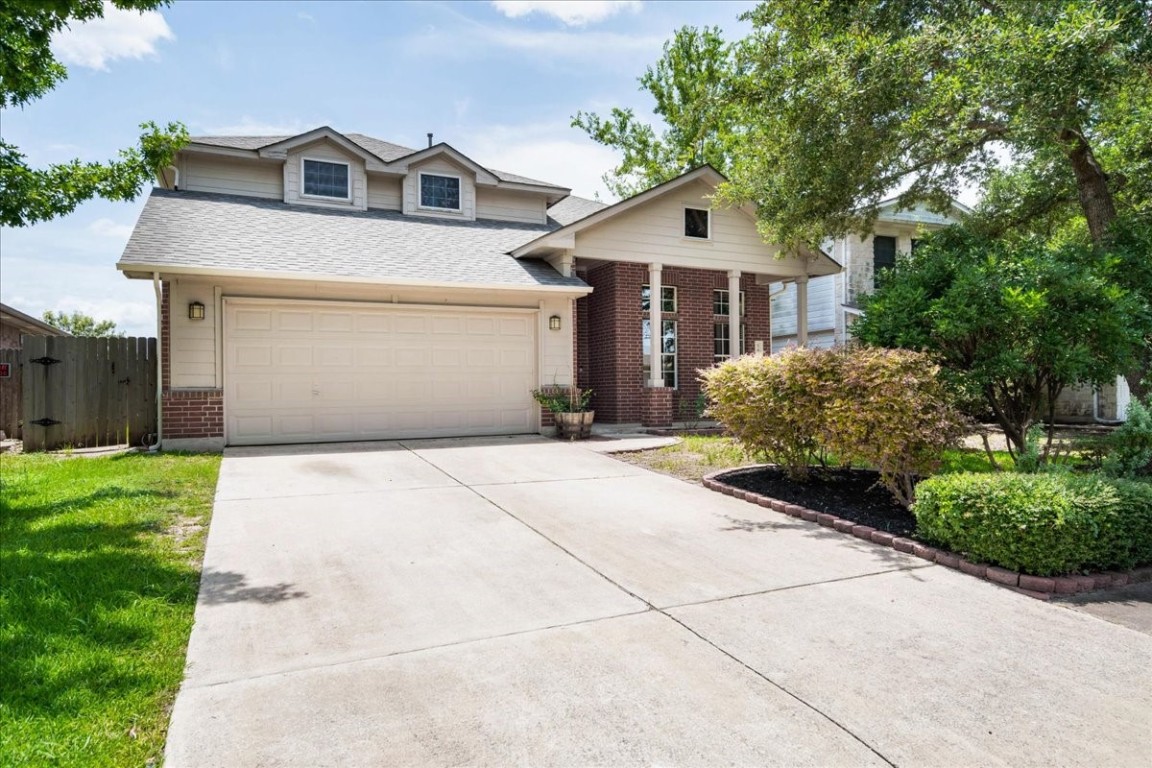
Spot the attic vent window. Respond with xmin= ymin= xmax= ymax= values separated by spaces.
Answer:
xmin=420 ymin=173 xmax=461 ymax=211
xmin=302 ymin=159 xmax=349 ymax=199
xmin=684 ymin=207 xmax=710 ymax=239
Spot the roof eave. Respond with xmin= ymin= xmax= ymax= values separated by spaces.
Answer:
xmin=116 ymin=262 xmax=592 ymax=295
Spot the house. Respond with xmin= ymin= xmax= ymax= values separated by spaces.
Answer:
xmin=115 ymin=126 xmax=837 ymax=449
xmin=0 ymin=302 xmax=70 ymax=349
xmin=769 ymin=199 xmax=969 ymax=351
xmin=766 ymin=200 xmax=1131 ymax=424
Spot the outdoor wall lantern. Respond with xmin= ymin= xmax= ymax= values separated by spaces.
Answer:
xmin=188 ymin=301 xmax=206 ymax=321
xmin=549 ymin=314 xmax=562 ymax=331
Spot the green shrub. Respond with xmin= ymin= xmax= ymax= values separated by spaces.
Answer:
xmin=702 ymin=346 xmax=966 ymax=503
xmin=1103 ymin=397 xmax=1152 ymax=479
xmin=700 ymin=347 xmax=839 ymax=480
xmin=914 ymin=472 xmax=1152 ymax=575
xmin=822 ymin=347 xmax=969 ymax=507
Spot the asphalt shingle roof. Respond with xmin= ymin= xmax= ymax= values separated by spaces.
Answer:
xmin=548 ymin=195 xmax=608 ymax=227
xmin=188 ymin=132 xmax=565 ymax=189
xmin=119 ymin=190 xmax=588 ymax=290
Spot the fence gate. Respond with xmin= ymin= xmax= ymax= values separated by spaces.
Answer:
xmin=21 ymin=336 xmax=157 ymax=452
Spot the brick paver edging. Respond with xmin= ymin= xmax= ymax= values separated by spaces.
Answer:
xmin=702 ymin=468 xmax=1152 ymax=601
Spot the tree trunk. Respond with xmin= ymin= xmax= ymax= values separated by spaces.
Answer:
xmin=1127 ymin=360 xmax=1150 ymax=405
xmin=1061 ymin=128 xmax=1117 ymax=244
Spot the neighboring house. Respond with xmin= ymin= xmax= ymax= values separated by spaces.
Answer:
xmin=769 ymin=199 xmax=970 ymax=351
xmin=0 ymin=302 xmax=70 ymax=349
xmin=116 ymin=126 xmax=838 ymax=449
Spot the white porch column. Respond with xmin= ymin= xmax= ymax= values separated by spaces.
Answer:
xmin=795 ymin=274 xmax=809 ymax=347
xmin=728 ymin=270 xmax=742 ymax=357
xmin=648 ymin=263 xmax=663 ymax=387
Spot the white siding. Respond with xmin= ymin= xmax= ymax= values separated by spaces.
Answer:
xmin=165 ymin=277 xmax=575 ymax=393
xmin=475 ymin=188 xmax=548 ymax=225
xmin=366 ymin=175 xmax=402 ymax=210
xmin=770 ymin=275 xmax=837 ymax=340
xmin=284 ymin=141 xmax=367 ymax=211
xmin=573 ymin=181 xmax=811 ymax=278
xmin=180 ymin=156 xmax=283 ymax=199
xmin=402 ymin=158 xmax=477 ymax=221
xmin=169 ymin=281 xmax=218 ymax=388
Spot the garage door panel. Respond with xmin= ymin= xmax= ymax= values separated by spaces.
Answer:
xmin=277 ymin=311 xmax=313 ymax=332
xmin=226 ymin=301 xmax=538 ymax=445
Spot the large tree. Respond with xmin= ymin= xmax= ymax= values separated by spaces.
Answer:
xmin=0 ymin=0 xmax=187 ymax=227
xmin=852 ymin=224 xmax=1148 ymax=457
xmin=575 ymin=0 xmax=1152 ymax=393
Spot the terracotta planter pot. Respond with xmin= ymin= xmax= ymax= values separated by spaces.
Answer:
xmin=554 ymin=411 xmax=595 ymax=440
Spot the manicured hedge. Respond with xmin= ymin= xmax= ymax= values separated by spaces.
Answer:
xmin=914 ymin=472 xmax=1152 ymax=575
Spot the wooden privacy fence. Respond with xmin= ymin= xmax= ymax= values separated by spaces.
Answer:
xmin=20 ymin=336 xmax=158 ymax=452
xmin=0 ymin=348 xmax=20 ymax=440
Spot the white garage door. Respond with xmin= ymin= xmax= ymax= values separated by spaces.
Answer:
xmin=224 ymin=299 xmax=538 ymax=445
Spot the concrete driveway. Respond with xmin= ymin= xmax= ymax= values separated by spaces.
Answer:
xmin=166 ymin=436 xmax=1151 ymax=767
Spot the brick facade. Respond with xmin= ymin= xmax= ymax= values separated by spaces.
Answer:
xmin=162 ymin=388 xmax=224 ymax=440
xmin=641 ymin=387 xmax=674 ymax=427
xmin=576 ymin=262 xmax=772 ymax=424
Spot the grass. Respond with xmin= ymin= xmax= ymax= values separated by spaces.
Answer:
xmin=0 ymin=451 xmax=221 ymax=768
xmin=622 ymin=434 xmax=1074 ymax=483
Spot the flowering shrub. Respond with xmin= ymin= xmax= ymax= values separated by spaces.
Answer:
xmin=700 ymin=347 xmax=840 ymax=480
xmin=822 ymin=347 xmax=969 ymax=508
xmin=702 ymin=346 xmax=967 ymax=504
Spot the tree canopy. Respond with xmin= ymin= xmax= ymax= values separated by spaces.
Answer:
xmin=0 ymin=0 xmax=187 ymax=227
xmin=42 ymin=310 xmax=123 ymax=338
xmin=576 ymin=1 xmax=1151 ymax=246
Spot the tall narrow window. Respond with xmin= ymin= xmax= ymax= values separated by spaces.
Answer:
xmin=712 ymin=289 xmax=745 ymax=316
xmin=713 ymin=323 xmax=746 ymax=363
xmin=642 ymin=319 xmax=677 ymax=388
xmin=302 ymin=159 xmax=349 ymax=199
xmin=873 ymin=235 xmax=897 ymax=282
xmin=641 ymin=285 xmax=677 ymax=313
xmin=419 ymin=173 xmax=461 ymax=210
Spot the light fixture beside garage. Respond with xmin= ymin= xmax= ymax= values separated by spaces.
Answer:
xmin=549 ymin=315 xmax=562 ymax=331
xmin=188 ymin=301 xmax=206 ymax=321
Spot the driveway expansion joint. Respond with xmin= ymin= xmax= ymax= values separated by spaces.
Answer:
xmin=460 ymin=462 xmax=900 ymax=768
xmin=185 ymin=607 xmax=656 ymax=691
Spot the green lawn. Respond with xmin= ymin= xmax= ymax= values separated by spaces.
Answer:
xmin=0 ymin=451 xmax=221 ymax=767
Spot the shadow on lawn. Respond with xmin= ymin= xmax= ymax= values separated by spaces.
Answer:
xmin=0 ymin=482 xmax=196 ymax=722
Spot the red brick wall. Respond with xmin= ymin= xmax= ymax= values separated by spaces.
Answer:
xmin=162 ymin=389 xmax=223 ymax=440
xmin=641 ymin=387 xmax=674 ymax=427
xmin=577 ymin=262 xmax=772 ymax=423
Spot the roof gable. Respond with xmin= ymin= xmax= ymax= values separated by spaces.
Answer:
xmin=256 ymin=126 xmax=383 ymax=165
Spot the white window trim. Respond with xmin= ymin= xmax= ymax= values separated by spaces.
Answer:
xmin=418 ymin=171 xmax=463 ymax=213
xmin=684 ymin=206 xmax=712 ymax=240
xmin=641 ymin=284 xmax=678 ymax=313
xmin=713 ymin=322 xmax=746 ymax=363
xmin=712 ymin=288 xmax=746 ymax=316
xmin=300 ymin=157 xmax=351 ymax=201
xmin=643 ymin=318 xmax=678 ymax=389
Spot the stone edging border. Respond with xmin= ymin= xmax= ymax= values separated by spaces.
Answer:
xmin=702 ymin=468 xmax=1152 ymax=601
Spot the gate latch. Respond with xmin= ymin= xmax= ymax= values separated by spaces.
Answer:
xmin=30 ymin=418 xmax=61 ymax=427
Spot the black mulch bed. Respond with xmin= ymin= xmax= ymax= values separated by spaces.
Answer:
xmin=720 ymin=466 xmax=918 ymax=536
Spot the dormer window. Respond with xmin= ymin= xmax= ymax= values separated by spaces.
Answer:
xmin=684 ymin=207 xmax=710 ymax=239
xmin=420 ymin=173 xmax=461 ymax=211
xmin=302 ymin=159 xmax=349 ymax=199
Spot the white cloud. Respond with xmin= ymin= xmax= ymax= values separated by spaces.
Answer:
xmin=200 ymin=116 xmax=327 ymax=136
xmin=491 ymin=1 xmax=642 ymax=26
xmin=52 ymin=1 xmax=174 ymax=71
xmin=462 ymin=121 xmax=621 ymax=202
xmin=298 ymin=12 xmax=315 ymax=23
xmin=48 ymin=296 xmax=156 ymax=336
xmin=88 ymin=218 xmax=134 ymax=240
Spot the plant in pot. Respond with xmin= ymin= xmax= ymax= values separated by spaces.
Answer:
xmin=531 ymin=385 xmax=595 ymax=440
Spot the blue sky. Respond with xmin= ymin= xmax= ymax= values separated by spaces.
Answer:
xmin=0 ymin=0 xmax=757 ymax=336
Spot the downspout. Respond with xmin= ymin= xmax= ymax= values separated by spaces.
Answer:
xmin=152 ymin=272 xmax=164 ymax=450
